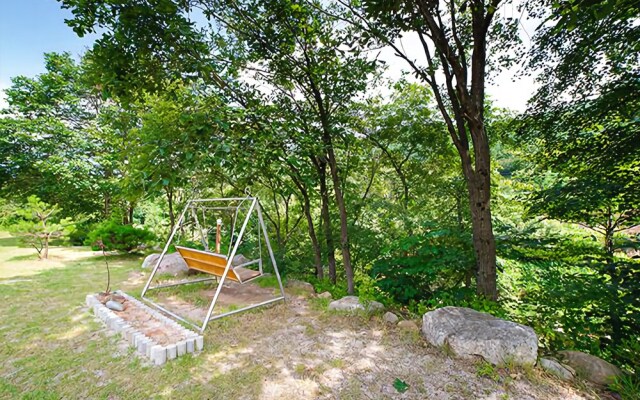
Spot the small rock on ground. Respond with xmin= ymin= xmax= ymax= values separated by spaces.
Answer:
xmin=397 ymin=320 xmax=419 ymax=331
xmin=383 ymin=312 xmax=399 ymax=324
xmin=540 ymin=357 xmax=575 ymax=381
xmin=558 ymin=350 xmax=623 ymax=385
xmin=231 ymin=254 xmax=251 ymax=266
xmin=286 ymin=280 xmax=316 ymax=296
xmin=106 ymin=300 xmax=124 ymax=311
xmin=317 ymin=291 xmax=332 ymax=299
xmin=328 ymin=296 xmax=384 ymax=313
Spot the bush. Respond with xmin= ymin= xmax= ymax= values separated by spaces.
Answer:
xmin=371 ymin=226 xmax=475 ymax=304
xmin=68 ymin=222 xmax=95 ymax=246
xmin=85 ymin=220 xmax=155 ymax=252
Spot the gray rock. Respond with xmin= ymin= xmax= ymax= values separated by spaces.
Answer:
xmin=141 ymin=253 xmax=189 ymax=276
xmin=232 ymin=254 xmax=251 ymax=266
xmin=397 ymin=320 xmax=419 ymax=331
xmin=557 ymin=350 xmax=623 ymax=385
xmin=422 ymin=307 xmax=538 ymax=366
xmin=286 ymin=280 xmax=316 ymax=295
xmin=383 ymin=312 xmax=399 ymax=324
xmin=540 ymin=357 xmax=575 ymax=381
xmin=105 ymin=300 xmax=124 ymax=312
xmin=328 ymin=296 xmax=384 ymax=313
xmin=318 ymin=291 xmax=332 ymax=299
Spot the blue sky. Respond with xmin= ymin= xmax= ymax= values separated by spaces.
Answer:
xmin=0 ymin=0 xmax=537 ymax=111
xmin=0 ymin=0 xmax=97 ymax=106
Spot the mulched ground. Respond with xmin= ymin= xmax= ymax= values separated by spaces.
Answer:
xmin=97 ymin=293 xmax=188 ymax=346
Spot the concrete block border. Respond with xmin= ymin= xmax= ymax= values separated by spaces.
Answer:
xmin=86 ymin=290 xmax=204 ymax=366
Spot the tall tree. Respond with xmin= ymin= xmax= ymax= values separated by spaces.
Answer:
xmin=60 ymin=0 xmax=378 ymax=294
xmin=0 ymin=52 xmax=108 ymax=217
xmin=336 ymin=0 xmax=521 ymax=299
xmin=522 ymin=0 xmax=640 ymax=347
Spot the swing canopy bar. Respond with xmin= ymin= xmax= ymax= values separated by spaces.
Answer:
xmin=140 ymin=196 xmax=285 ymax=333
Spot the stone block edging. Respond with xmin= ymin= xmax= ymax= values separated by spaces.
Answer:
xmin=86 ymin=290 xmax=204 ymax=366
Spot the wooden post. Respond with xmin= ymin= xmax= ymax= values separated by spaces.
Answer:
xmin=215 ymin=219 xmax=222 ymax=254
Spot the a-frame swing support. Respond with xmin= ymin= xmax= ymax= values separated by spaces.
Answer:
xmin=140 ymin=197 xmax=286 ymax=333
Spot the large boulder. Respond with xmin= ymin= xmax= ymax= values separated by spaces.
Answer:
xmin=141 ymin=253 xmax=189 ymax=276
xmin=328 ymin=296 xmax=384 ymax=313
xmin=557 ymin=350 xmax=623 ymax=385
xmin=422 ymin=307 xmax=538 ymax=366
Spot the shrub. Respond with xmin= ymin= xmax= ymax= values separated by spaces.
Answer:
xmin=371 ymin=226 xmax=475 ymax=304
xmin=68 ymin=222 xmax=95 ymax=246
xmin=85 ymin=220 xmax=155 ymax=252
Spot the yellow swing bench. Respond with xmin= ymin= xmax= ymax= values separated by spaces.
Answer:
xmin=141 ymin=196 xmax=285 ymax=333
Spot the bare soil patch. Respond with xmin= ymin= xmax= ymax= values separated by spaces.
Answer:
xmin=148 ymin=279 xmax=281 ymax=323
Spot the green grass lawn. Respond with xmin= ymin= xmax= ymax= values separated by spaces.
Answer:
xmin=0 ymin=238 xmax=267 ymax=399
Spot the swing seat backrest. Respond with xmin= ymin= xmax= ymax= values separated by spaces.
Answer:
xmin=175 ymin=246 xmax=260 ymax=283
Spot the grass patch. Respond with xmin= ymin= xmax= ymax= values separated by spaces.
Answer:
xmin=254 ymin=274 xmax=283 ymax=289
xmin=476 ymin=361 xmax=501 ymax=382
xmin=0 ymin=240 xmax=274 ymax=399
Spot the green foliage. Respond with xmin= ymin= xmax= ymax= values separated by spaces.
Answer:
xmin=85 ymin=220 xmax=155 ymax=252
xmin=497 ymin=224 xmax=640 ymax=375
xmin=392 ymin=378 xmax=409 ymax=393
xmin=308 ymin=278 xmax=348 ymax=301
xmin=372 ymin=226 xmax=474 ymax=304
xmin=476 ymin=361 xmax=500 ymax=382
xmin=0 ymin=53 xmax=107 ymax=217
xmin=9 ymin=195 xmax=78 ymax=258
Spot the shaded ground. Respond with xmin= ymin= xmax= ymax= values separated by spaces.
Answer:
xmin=0 ymin=238 xmax=599 ymax=399
xmin=146 ymin=278 xmax=282 ymax=323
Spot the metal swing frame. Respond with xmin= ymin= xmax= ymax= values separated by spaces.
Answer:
xmin=141 ymin=196 xmax=286 ymax=333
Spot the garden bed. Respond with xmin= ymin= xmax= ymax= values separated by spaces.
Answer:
xmin=86 ymin=290 xmax=203 ymax=365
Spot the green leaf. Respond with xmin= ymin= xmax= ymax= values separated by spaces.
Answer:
xmin=393 ymin=378 xmax=409 ymax=393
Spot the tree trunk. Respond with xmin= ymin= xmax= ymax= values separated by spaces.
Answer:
xmin=324 ymin=143 xmax=354 ymax=294
xmin=304 ymin=199 xmax=323 ymax=279
xmin=43 ymin=233 xmax=50 ymax=260
xmin=318 ymin=161 xmax=337 ymax=283
xmin=104 ymin=194 xmax=111 ymax=219
xmin=462 ymin=145 xmax=497 ymax=300
xmin=128 ymin=202 xmax=135 ymax=225
xmin=293 ymin=176 xmax=323 ymax=279
xmin=302 ymin=60 xmax=353 ymax=292
xmin=165 ymin=186 xmax=175 ymax=233
xmin=604 ymin=220 xmax=622 ymax=345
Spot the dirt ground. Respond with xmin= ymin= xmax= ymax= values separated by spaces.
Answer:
xmin=142 ymin=277 xmax=281 ymax=323
xmin=117 ymin=272 xmax=597 ymax=400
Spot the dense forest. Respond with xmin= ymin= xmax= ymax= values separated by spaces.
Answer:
xmin=1 ymin=0 xmax=638 ymax=395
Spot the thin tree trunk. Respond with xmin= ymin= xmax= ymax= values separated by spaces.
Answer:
xmin=166 ymin=186 xmax=175 ymax=234
xmin=324 ymin=141 xmax=354 ymax=294
xmin=318 ymin=160 xmax=337 ymax=283
xmin=128 ymin=202 xmax=135 ymax=225
xmin=290 ymin=172 xmax=323 ymax=279
xmin=43 ymin=234 xmax=50 ymax=260
xmin=303 ymin=196 xmax=323 ymax=279
xmin=317 ymin=161 xmax=337 ymax=283
xmin=604 ymin=214 xmax=622 ymax=345
xmin=104 ymin=195 xmax=111 ymax=219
